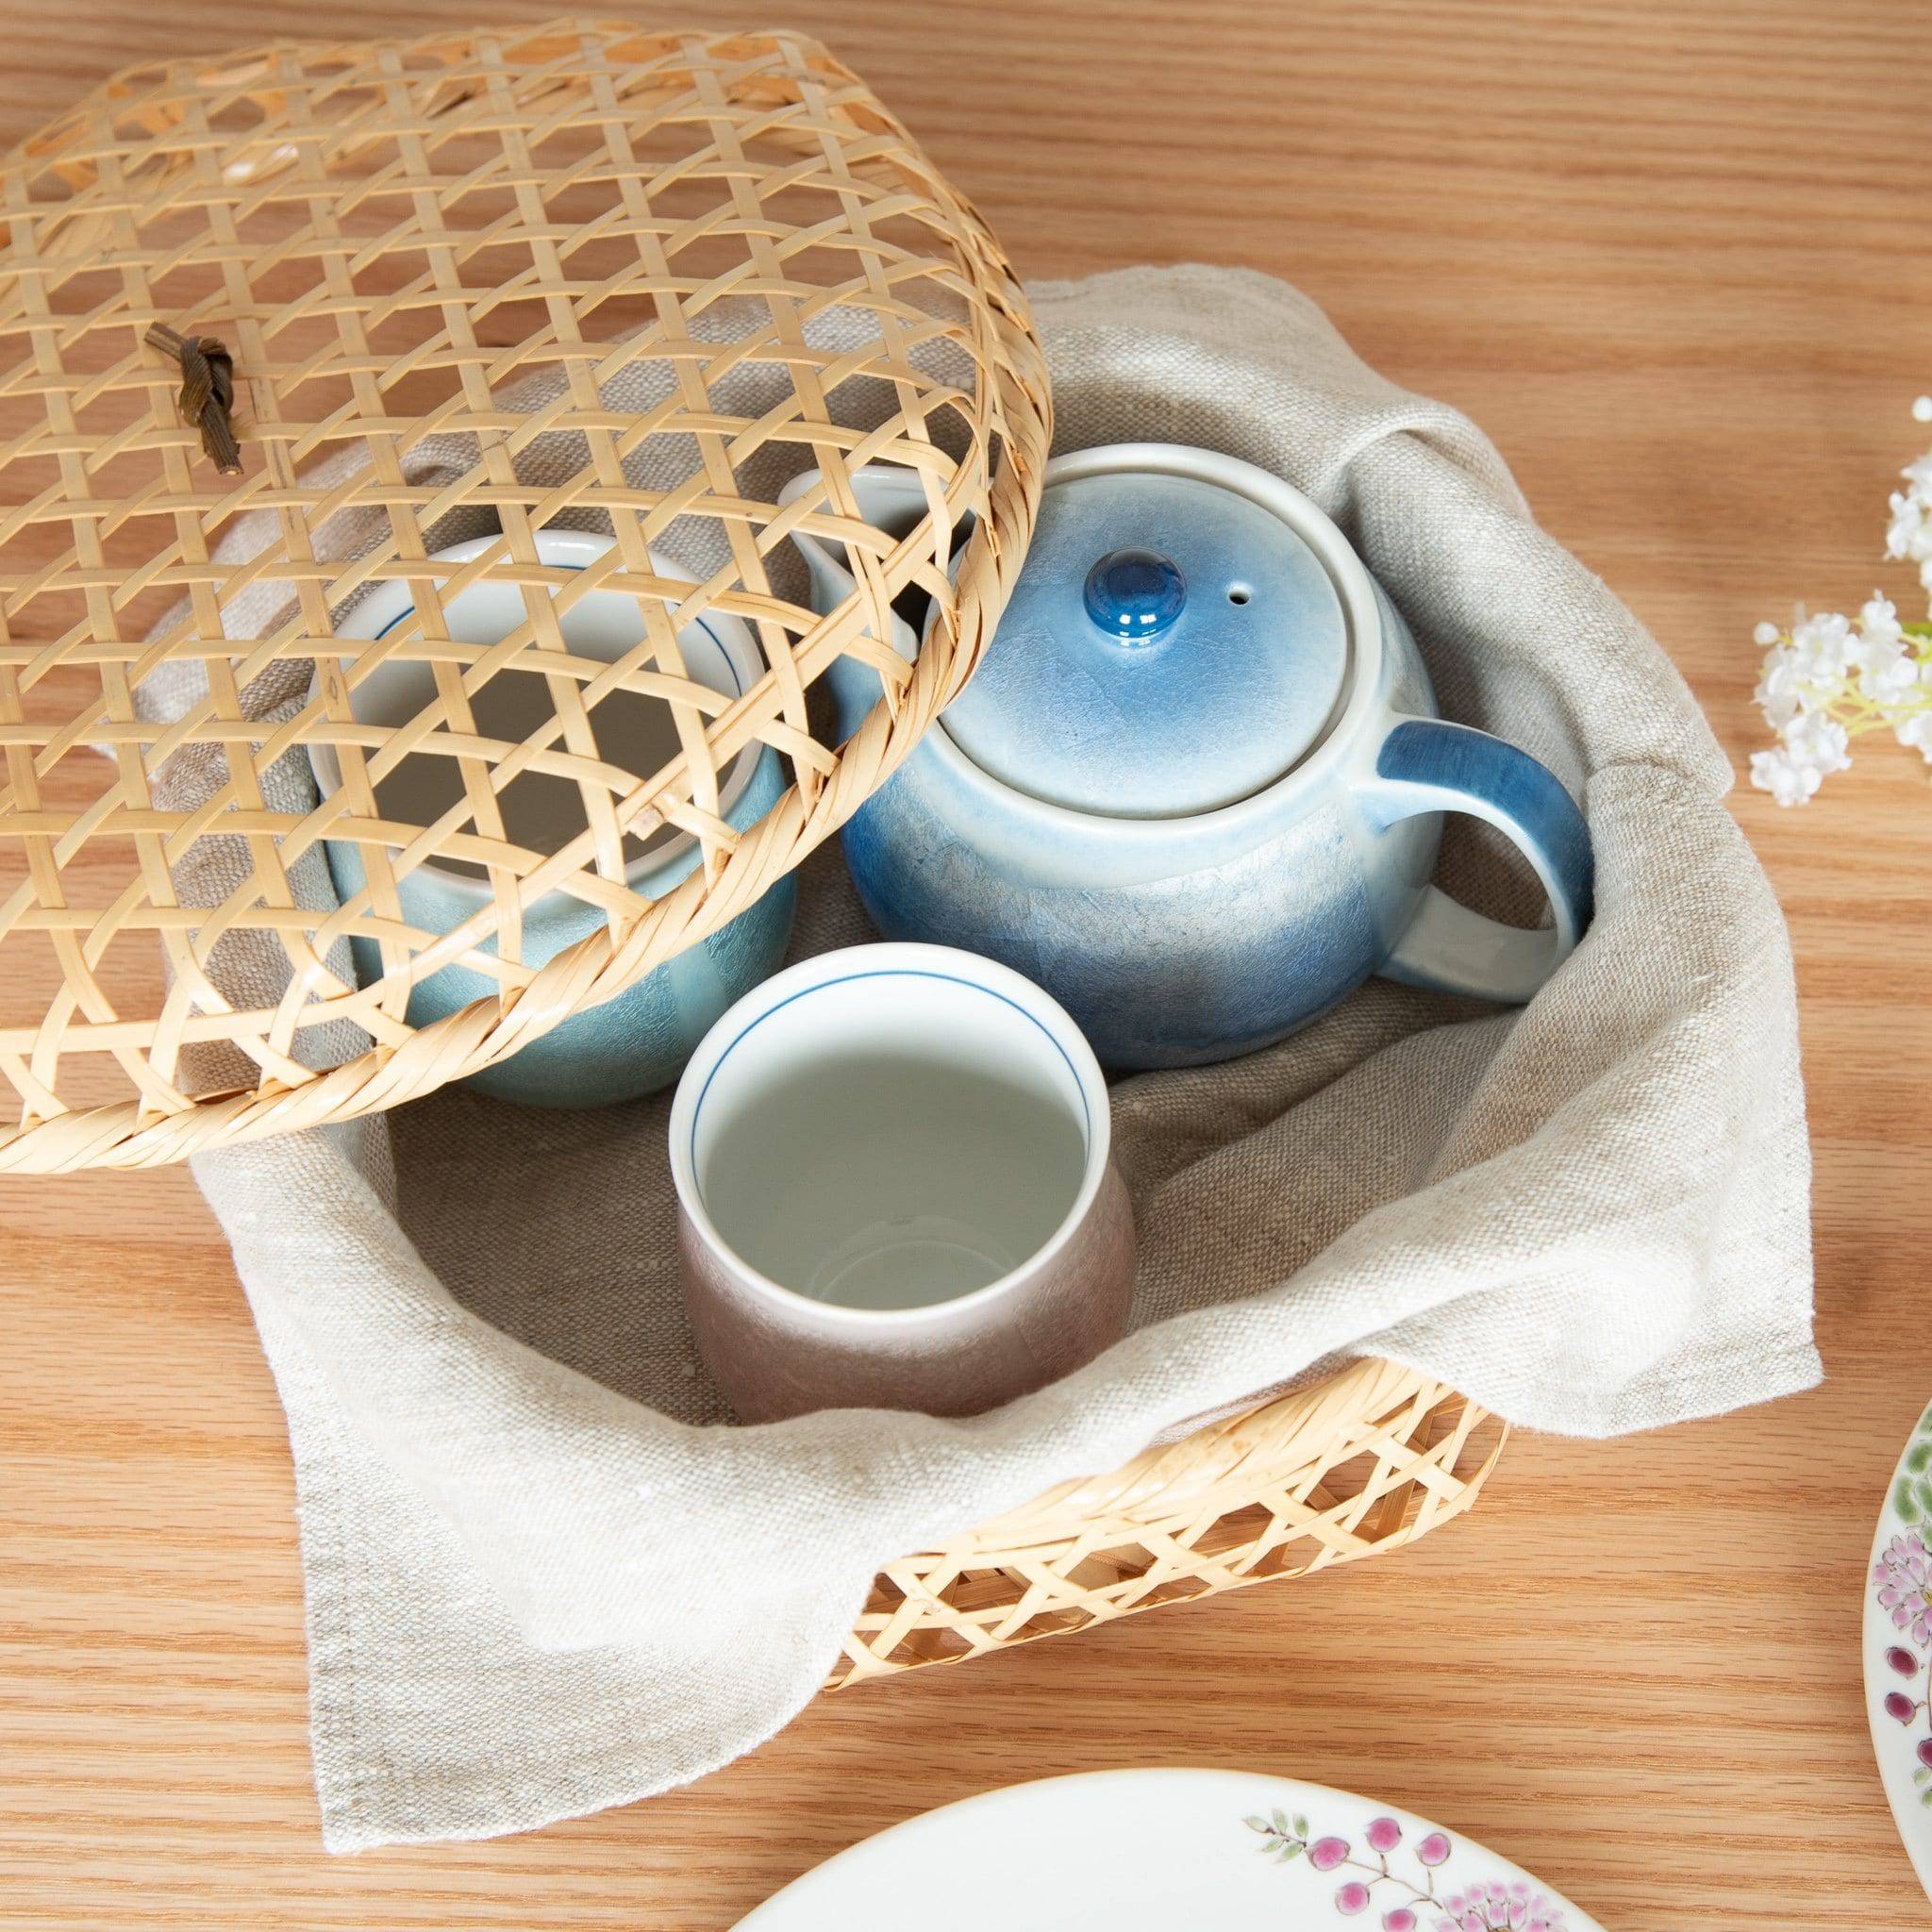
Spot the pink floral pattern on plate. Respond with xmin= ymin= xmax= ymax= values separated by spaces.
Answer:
xmin=1245 ymin=1809 xmax=1567 ymax=1931
xmin=1874 ymin=1399 xmax=1932 ymax=1817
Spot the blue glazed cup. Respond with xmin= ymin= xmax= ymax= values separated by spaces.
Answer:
xmin=308 ymin=531 xmax=794 ymax=1108
xmin=783 ymin=445 xmax=1592 ymax=1070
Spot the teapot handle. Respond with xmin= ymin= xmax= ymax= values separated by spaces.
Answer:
xmin=1356 ymin=717 xmax=1594 ymax=1004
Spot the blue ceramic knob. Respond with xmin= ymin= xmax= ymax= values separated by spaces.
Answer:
xmin=1083 ymin=546 xmax=1185 ymax=642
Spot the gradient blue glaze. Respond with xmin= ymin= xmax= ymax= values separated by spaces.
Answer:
xmin=941 ymin=471 xmax=1347 ymax=819
xmin=326 ymin=744 xmax=793 ymax=1108
xmin=786 ymin=450 xmax=1594 ymax=1070
xmin=1372 ymin=719 xmax=1595 ymax=939
xmin=834 ymin=581 xmax=1439 ymax=1069
xmin=843 ymin=791 xmax=1388 ymax=1067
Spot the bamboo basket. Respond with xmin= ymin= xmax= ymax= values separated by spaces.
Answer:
xmin=0 ymin=19 xmax=1047 ymax=1172
xmin=834 ymin=1361 xmax=1504 ymax=1682
xmin=1 ymin=19 xmax=1506 ymax=1650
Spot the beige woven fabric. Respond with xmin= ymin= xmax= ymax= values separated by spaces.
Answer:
xmin=183 ymin=267 xmax=1819 ymax=1851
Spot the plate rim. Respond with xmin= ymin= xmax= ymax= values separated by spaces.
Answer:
xmin=735 ymin=1763 xmax=1604 ymax=1930
xmin=1863 ymin=1399 xmax=1932 ymax=1905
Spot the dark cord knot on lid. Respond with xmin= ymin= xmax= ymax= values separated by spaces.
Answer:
xmin=144 ymin=323 xmax=242 ymax=476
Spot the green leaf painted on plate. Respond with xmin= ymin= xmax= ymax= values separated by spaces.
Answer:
xmin=1898 ymin=1475 xmax=1927 ymax=1525
xmin=1907 ymin=1440 xmax=1932 ymax=1476
xmin=1293 ymin=1814 xmax=1309 ymax=1838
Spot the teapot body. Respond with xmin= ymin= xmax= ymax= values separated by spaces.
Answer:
xmin=834 ymin=583 xmax=1440 ymax=1067
xmin=785 ymin=445 xmax=1592 ymax=1072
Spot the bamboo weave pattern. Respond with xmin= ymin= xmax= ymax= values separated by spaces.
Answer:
xmin=834 ymin=1361 xmax=1504 ymax=1683
xmin=0 ymin=20 xmax=1049 ymax=1172
xmin=2 ymin=26 xmax=1497 ymax=1660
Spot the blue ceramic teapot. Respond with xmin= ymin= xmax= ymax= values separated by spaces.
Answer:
xmin=784 ymin=444 xmax=1592 ymax=1069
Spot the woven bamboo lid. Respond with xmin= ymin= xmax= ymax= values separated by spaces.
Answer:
xmin=0 ymin=20 xmax=1050 ymax=1172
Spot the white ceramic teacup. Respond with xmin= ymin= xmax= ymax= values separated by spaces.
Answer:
xmin=670 ymin=943 xmax=1136 ymax=1421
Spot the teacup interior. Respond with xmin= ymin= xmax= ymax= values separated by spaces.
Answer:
xmin=319 ymin=564 xmax=757 ymax=885
xmin=692 ymin=967 xmax=1091 ymax=1312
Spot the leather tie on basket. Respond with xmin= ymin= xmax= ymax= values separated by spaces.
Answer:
xmin=144 ymin=323 xmax=242 ymax=475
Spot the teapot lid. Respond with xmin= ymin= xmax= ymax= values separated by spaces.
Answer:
xmin=941 ymin=467 xmax=1349 ymax=817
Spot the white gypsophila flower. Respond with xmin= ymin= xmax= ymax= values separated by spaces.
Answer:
xmin=1755 ymin=645 xmax=1810 ymax=728
xmin=1902 ymin=458 xmax=1932 ymax=590
xmin=1890 ymin=488 xmax=1932 ymax=564
xmin=1781 ymin=709 xmax=1853 ymax=774
xmin=1860 ymin=642 xmax=1921 ymax=703
xmin=1749 ymin=394 xmax=1932 ymax=803
xmin=1750 ymin=746 xmax=1824 ymax=807
xmin=1789 ymin=610 xmax=1857 ymax=679
xmin=1859 ymin=593 xmax=1904 ymax=648
xmin=1897 ymin=711 xmax=1932 ymax=760
xmin=1855 ymin=598 xmax=1919 ymax=702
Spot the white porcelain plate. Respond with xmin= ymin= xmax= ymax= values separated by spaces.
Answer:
xmin=736 ymin=1768 xmax=1604 ymax=1931
xmin=1866 ymin=1397 xmax=1932 ymax=1902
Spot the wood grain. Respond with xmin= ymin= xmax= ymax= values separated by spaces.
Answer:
xmin=4 ymin=2 xmax=1930 ymax=1927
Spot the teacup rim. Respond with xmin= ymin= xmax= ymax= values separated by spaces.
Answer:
xmin=305 ymin=528 xmax=766 ymax=902
xmin=668 ymin=941 xmax=1115 ymax=1332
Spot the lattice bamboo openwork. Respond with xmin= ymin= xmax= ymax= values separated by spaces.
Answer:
xmin=0 ymin=20 xmax=1050 ymax=1173
xmin=832 ymin=1361 xmax=1505 ymax=1685
xmin=4 ymin=20 xmax=1503 ymax=1661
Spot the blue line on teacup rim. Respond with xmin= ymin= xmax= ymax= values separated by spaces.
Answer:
xmin=688 ymin=966 xmax=1093 ymax=1180
xmin=368 ymin=560 xmax=741 ymax=695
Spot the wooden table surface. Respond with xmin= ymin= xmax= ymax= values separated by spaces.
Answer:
xmin=6 ymin=2 xmax=1931 ymax=1926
